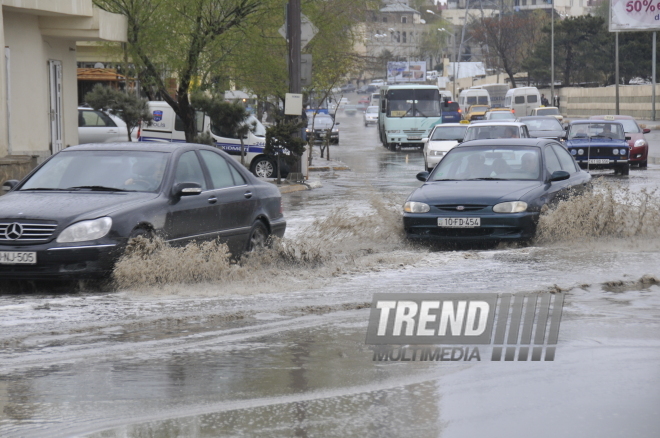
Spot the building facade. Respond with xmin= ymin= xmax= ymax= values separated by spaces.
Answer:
xmin=0 ymin=0 xmax=126 ymax=161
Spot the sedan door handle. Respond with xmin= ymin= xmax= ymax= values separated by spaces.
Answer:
xmin=244 ymin=191 xmax=252 ymax=199
xmin=208 ymin=196 xmax=217 ymax=204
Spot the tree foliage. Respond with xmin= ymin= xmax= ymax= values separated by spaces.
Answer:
xmin=191 ymin=93 xmax=254 ymax=163
xmin=84 ymin=84 xmax=152 ymax=141
xmin=93 ymin=0 xmax=263 ymax=142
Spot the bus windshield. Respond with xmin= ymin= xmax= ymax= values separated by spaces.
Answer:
xmin=387 ymin=89 xmax=441 ymax=118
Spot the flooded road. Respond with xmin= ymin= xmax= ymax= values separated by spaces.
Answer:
xmin=1 ymin=105 xmax=660 ymax=437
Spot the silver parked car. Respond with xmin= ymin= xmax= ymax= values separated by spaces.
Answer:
xmin=78 ymin=107 xmax=131 ymax=144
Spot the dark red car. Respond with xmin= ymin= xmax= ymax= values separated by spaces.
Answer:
xmin=589 ymin=115 xmax=650 ymax=167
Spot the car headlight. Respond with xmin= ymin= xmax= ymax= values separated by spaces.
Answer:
xmin=570 ymin=149 xmax=577 ymax=155
xmin=332 ymin=127 xmax=339 ymax=132
xmin=56 ymin=217 xmax=112 ymax=243
xmin=305 ymin=128 xmax=311 ymax=132
xmin=634 ymin=139 xmax=647 ymax=148
xmin=612 ymin=149 xmax=619 ymax=155
xmin=493 ymin=201 xmax=528 ymax=213
xmin=578 ymin=149 xmax=584 ymax=155
xmin=404 ymin=202 xmax=430 ymax=213
xmin=387 ymin=130 xmax=401 ymax=134
xmin=431 ymin=150 xmax=446 ymax=156
xmin=620 ymin=148 xmax=627 ymax=156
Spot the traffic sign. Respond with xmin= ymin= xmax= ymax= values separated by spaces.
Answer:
xmin=279 ymin=14 xmax=318 ymax=49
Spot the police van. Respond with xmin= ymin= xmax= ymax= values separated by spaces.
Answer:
xmin=137 ymin=102 xmax=283 ymax=178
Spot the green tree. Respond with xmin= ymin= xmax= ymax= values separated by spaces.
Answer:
xmin=192 ymin=94 xmax=254 ymax=165
xmin=523 ymin=15 xmax=611 ymax=86
xmin=84 ymin=84 xmax=152 ymax=141
xmin=93 ymin=0 xmax=263 ymax=142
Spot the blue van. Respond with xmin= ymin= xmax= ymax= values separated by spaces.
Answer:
xmin=441 ymin=101 xmax=462 ymax=123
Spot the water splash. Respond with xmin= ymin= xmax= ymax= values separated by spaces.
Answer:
xmin=112 ymin=196 xmax=417 ymax=292
xmin=535 ymin=181 xmax=660 ymax=244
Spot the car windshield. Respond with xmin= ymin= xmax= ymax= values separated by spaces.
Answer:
xmin=387 ymin=88 xmax=442 ymax=118
xmin=20 ymin=150 xmax=170 ymax=192
xmin=444 ymin=102 xmax=460 ymax=112
xmin=430 ymin=126 xmax=467 ymax=141
xmin=430 ymin=146 xmax=541 ymax=181
xmin=309 ymin=116 xmax=333 ymax=126
xmin=536 ymin=108 xmax=559 ymax=116
xmin=464 ymin=125 xmax=521 ymax=141
xmin=366 ymin=107 xmax=378 ymax=114
xmin=617 ymin=119 xmax=641 ymax=133
xmin=488 ymin=112 xmax=516 ymax=120
xmin=470 ymin=106 xmax=489 ymax=112
xmin=568 ymin=123 xmax=625 ymax=140
xmin=522 ymin=118 xmax=563 ymax=131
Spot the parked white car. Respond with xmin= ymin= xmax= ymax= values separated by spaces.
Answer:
xmin=363 ymin=105 xmax=379 ymax=126
xmin=78 ymin=107 xmax=130 ymax=144
xmin=422 ymin=123 xmax=468 ymax=172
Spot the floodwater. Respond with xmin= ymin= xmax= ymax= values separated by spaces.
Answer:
xmin=1 ymin=105 xmax=659 ymax=437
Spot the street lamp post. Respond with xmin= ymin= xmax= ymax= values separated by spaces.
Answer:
xmin=438 ymin=27 xmax=456 ymax=99
xmin=551 ymin=0 xmax=554 ymax=106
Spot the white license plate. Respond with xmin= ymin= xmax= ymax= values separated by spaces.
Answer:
xmin=0 ymin=251 xmax=37 ymax=264
xmin=588 ymin=159 xmax=610 ymax=164
xmin=438 ymin=218 xmax=481 ymax=228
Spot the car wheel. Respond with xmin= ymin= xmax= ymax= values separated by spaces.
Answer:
xmin=251 ymin=157 xmax=276 ymax=178
xmin=246 ymin=221 xmax=269 ymax=252
xmin=129 ymin=227 xmax=153 ymax=240
xmin=620 ymin=164 xmax=630 ymax=176
xmin=639 ymin=160 xmax=648 ymax=168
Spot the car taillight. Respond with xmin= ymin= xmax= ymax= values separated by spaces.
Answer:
xmin=511 ymin=109 xmax=515 ymax=114
xmin=458 ymin=109 xmax=462 ymax=113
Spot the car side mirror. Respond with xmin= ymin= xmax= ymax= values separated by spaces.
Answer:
xmin=335 ymin=122 xmax=340 ymax=125
xmin=416 ymin=171 xmax=429 ymax=182
xmin=549 ymin=170 xmax=570 ymax=182
xmin=172 ymin=182 xmax=202 ymax=198
xmin=625 ymin=136 xmax=631 ymax=141
xmin=643 ymin=128 xmax=651 ymax=134
xmin=2 ymin=180 xmax=18 ymax=192
xmin=421 ymin=137 xmax=429 ymax=143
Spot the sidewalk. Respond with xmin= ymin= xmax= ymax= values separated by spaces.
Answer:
xmin=271 ymin=148 xmax=350 ymax=194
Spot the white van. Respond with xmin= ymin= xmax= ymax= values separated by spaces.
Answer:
xmin=458 ymin=89 xmax=490 ymax=114
xmin=439 ymin=90 xmax=453 ymax=102
xmin=504 ymin=87 xmax=541 ymax=116
xmin=138 ymin=102 xmax=281 ymax=178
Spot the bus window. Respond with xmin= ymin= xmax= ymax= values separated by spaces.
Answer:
xmin=478 ymin=96 xmax=489 ymax=105
xmin=387 ymin=89 xmax=414 ymax=117
xmin=467 ymin=96 xmax=477 ymax=105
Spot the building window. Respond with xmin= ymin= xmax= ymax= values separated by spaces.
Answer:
xmin=397 ymin=31 xmax=401 ymax=43
xmin=383 ymin=17 xmax=388 ymax=23
xmin=532 ymin=0 xmax=536 ymax=4
xmin=403 ymin=31 xmax=407 ymax=43
xmin=402 ymin=16 xmax=407 ymax=24
xmin=372 ymin=15 xmax=377 ymax=22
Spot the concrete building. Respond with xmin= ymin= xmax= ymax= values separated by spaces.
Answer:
xmin=0 ymin=0 xmax=127 ymax=168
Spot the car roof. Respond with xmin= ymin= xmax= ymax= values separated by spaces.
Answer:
xmin=455 ymin=138 xmax=552 ymax=148
xmin=588 ymin=114 xmax=634 ymax=120
xmin=517 ymin=116 xmax=561 ymax=121
xmin=535 ymin=106 xmax=559 ymax=110
xmin=432 ymin=123 xmax=467 ymax=128
xmin=570 ymin=119 xmax=625 ymax=126
xmin=64 ymin=142 xmax=210 ymax=153
xmin=467 ymin=121 xmax=527 ymax=127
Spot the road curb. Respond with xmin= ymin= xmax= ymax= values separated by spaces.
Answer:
xmin=309 ymin=166 xmax=351 ymax=172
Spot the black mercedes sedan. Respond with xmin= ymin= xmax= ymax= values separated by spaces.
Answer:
xmin=403 ymin=138 xmax=591 ymax=243
xmin=0 ymin=143 xmax=286 ymax=279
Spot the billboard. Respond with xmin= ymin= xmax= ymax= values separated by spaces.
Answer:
xmin=387 ymin=61 xmax=427 ymax=83
xmin=610 ymin=0 xmax=660 ymax=31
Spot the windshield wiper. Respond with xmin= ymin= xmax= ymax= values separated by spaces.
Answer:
xmin=20 ymin=187 xmax=64 ymax=191
xmin=433 ymin=178 xmax=460 ymax=181
xmin=467 ymin=178 xmax=506 ymax=180
xmin=67 ymin=186 xmax=133 ymax=192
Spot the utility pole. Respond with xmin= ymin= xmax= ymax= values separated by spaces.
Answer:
xmin=286 ymin=0 xmax=301 ymax=177
xmin=615 ymin=32 xmax=620 ymax=115
xmin=653 ymin=32 xmax=656 ymax=121
xmin=551 ymin=0 xmax=554 ymax=106
xmin=287 ymin=0 xmax=301 ymax=96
